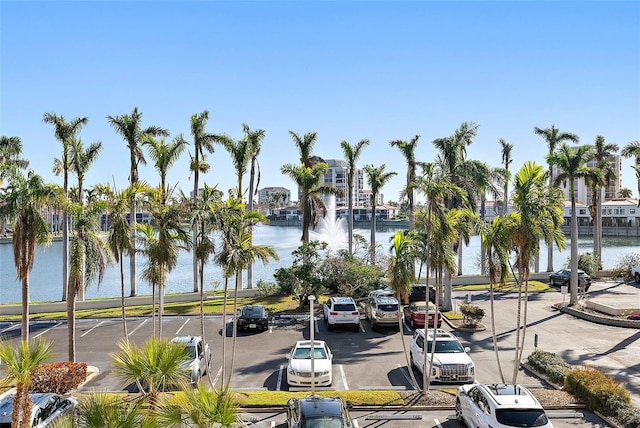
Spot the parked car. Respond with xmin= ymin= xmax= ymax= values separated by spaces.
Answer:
xmin=0 ymin=392 xmax=77 ymax=428
xmin=456 ymin=383 xmax=553 ymax=428
xmin=171 ymin=335 xmax=212 ymax=384
xmin=408 ymin=284 xmax=436 ymax=303
xmin=322 ymin=296 xmax=360 ymax=331
xmin=403 ymin=301 xmax=442 ymax=328
xmin=549 ymin=269 xmax=591 ymax=291
xmin=409 ymin=328 xmax=475 ymax=383
xmin=286 ymin=395 xmax=354 ymax=428
xmin=237 ymin=304 xmax=269 ymax=332
xmin=363 ymin=292 xmax=402 ymax=329
xmin=632 ymin=266 xmax=640 ymax=283
xmin=287 ymin=340 xmax=333 ymax=387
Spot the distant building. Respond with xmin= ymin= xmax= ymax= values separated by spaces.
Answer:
xmin=258 ymin=187 xmax=291 ymax=206
xmin=601 ymin=198 xmax=640 ymax=227
xmin=322 ymin=159 xmax=368 ymax=207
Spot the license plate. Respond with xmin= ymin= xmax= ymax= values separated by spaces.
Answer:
xmin=249 ymin=324 xmax=256 ymax=329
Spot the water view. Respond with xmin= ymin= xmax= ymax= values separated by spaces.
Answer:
xmin=1 ymin=225 xmax=639 ymax=304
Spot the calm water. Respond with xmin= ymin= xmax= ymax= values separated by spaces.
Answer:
xmin=1 ymin=225 xmax=639 ymax=304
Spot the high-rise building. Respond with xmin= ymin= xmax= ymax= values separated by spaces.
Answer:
xmin=323 ymin=159 xmax=369 ymax=207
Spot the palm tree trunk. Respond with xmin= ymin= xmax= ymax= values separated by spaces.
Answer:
xmin=193 ymin=223 xmax=199 ymax=293
xmin=226 ymin=272 xmax=241 ymax=387
xmin=595 ymin=190 xmax=602 ymax=265
xmin=119 ymin=255 xmax=128 ymax=338
xmin=517 ymin=276 xmax=531 ymax=375
xmin=159 ymin=271 xmax=165 ymax=338
xmin=348 ymin=185 xmax=353 ymax=254
xmin=512 ymin=268 xmax=524 ymax=383
xmin=221 ymin=277 xmax=229 ymax=390
xmin=425 ymin=269 xmax=440 ymax=393
xmin=457 ymin=237 xmax=463 ymax=275
xmin=489 ymin=274 xmax=505 ymax=383
xmin=129 ymin=197 xmax=137 ymax=297
xmin=370 ymin=205 xmax=376 ymax=265
xmin=67 ymin=276 xmax=77 ymax=362
xmin=570 ymin=190 xmax=579 ymax=305
xmin=21 ymin=277 xmax=29 ymax=342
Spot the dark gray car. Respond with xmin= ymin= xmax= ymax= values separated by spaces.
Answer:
xmin=549 ymin=269 xmax=591 ymax=291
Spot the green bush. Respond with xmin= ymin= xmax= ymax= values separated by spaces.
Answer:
xmin=564 ymin=366 xmax=630 ymax=417
xmin=615 ymin=400 xmax=640 ymax=428
xmin=526 ymin=350 xmax=571 ymax=385
xmin=255 ymin=280 xmax=281 ymax=297
xmin=610 ymin=252 xmax=640 ymax=281
xmin=459 ymin=304 xmax=485 ymax=326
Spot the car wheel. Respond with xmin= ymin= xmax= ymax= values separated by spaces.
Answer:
xmin=455 ymin=398 xmax=464 ymax=422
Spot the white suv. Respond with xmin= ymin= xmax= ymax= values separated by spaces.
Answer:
xmin=322 ymin=296 xmax=360 ymax=331
xmin=171 ymin=336 xmax=212 ymax=384
xmin=409 ymin=328 xmax=475 ymax=383
xmin=456 ymin=383 xmax=553 ymax=428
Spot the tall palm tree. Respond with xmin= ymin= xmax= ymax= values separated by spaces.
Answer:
xmin=388 ymin=230 xmax=421 ymax=389
xmin=244 ymin=124 xmax=266 ymax=290
xmin=548 ymin=144 xmax=595 ymax=306
xmin=188 ymin=111 xmax=218 ymax=293
xmin=340 ymin=139 xmax=370 ymax=254
xmin=215 ymin=132 xmax=251 ymax=200
xmin=0 ymin=171 xmax=60 ymax=341
xmin=510 ymin=161 xmax=566 ymax=382
xmin=0 ymin=338 xmax=53 ymax=428
xmin=66 ymin=198 xmax=113 ymax=362
xmin=534 ymin=124 xmax=579 ymax=271
xmin=589 ymin=136 xmax=618 ymax=264
xmin=619 ymin=187 xmax=633 ymax=198
xmin=289 ymin=130 xmax=320 ymax=167
xmin=42 ymin=113 xmax=88 ymax=301
xmin=68 ymin=138 xmax=103 ymax=301
xmin=280 ymin=163 xmax=340 ymax=243
xmin=621 ymin=140 xmax=640 ymax=206
xmin=390 ymin=135 xmax=420 ymax=227
xmin=0 ymin=136 xmax=29 ymax=185
xmin=111 ymin=337 xmax=191 ymax=409
xmin=142 ymin=135 xmax=188 ymax=203
xmin=499 ymin=138 xmax=513 ymax=214
xmin=363 ymin=164 xmax=397 ymax=266
xmin=107 ymin=107 xmax=169 ymax=297
xmin=477 ymin=213 xmax=518 ymax=384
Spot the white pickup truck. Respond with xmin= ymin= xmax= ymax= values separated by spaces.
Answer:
xmin=632 ymin=267 xmax=640 ymax=283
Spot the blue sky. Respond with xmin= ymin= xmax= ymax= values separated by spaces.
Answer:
xmin=2 ymin=1 xmax=639 ymax=203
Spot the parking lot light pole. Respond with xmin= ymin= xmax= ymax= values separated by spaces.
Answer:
xmin=309 ymin=295 xmax=316 ymax=395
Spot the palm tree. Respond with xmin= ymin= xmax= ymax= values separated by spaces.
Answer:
xmin=244 ymin=124 xmax=266 ymax=290
xmin=156 ymin=383 xmax=245 ymax=427
xmin=589 ymin=136 xmax=618 ymax=264
xmin=621 ymin=140 xmax=640 ymax=206
xmin=42 ymin=113 xmax=88 ymax=301
xmin=390 ymin=135 xmax=420 ymax=227
xmin=107 ymin=107 xmax=169 ymax=297
xmin=0 ymin=171 xmax=60 ymax=341
xmin=340 ymin=139 xmax=370 ymax=254
xmin=477 ymin=213 xmax=518 ymax=384
xmin=388 ymin=230 xmax=421 ymax=390
xmin=188 ymin=110 xmax=218 ymax=293
xmin=363 ymin=164 xmax=397 ymax=266
xmin=66 ymin=198 xmax=113 ymax=362
xmin=68 ymin=138 xmax=103 ymax=301
xmin=534 ymin=124 xmax=579 ymax=271
xmin=499 ymin=138 xmax=513 ymax=214
xmin=215 ymin=132 xmax=251 ymax=200
xmin=111 ymin=337 xmax=191 ymax=409
xmin=548 ymin=144 xmax=596 ymax=306
xmin=280 ymin=163 xmax=340 ymax=243
xmin=0 ymin=338 xmax=54 ymax=428
xmin=0 ymin=136 xmax=29 ymax=185
xmin=510 ymin=161 xmax=566 ymax=382
xmin=289 ymin=130 xmax=320 ymax=167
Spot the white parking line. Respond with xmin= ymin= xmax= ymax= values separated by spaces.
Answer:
xmin=277 ymin=364 xmax=285 ymax=391
xmin=270 ymin=422 xmax=275 ymax=428
xmin=434 ymin=418 xmax=443 ymax=427
xmin=352 ymin=420 xmax=359 ymax=428
xmin=33 ymin=322 xmax=62 ymax=339
xmin=81 ymin=320 xmax=105 ymax=337
xmin=314 ymin=317 xmax=319 ymax=334
xmin=127 ymin=319 xmax=148 ymax=336
xmin=212 ymin=366 xmax=223 ymax=388
xmin=339 ymin=364 xmax=349 ymax=390
xmin=1 ymin=324 xmax=19 ymax=333
xmin=175 ymin=318 xmax=190 ymax=335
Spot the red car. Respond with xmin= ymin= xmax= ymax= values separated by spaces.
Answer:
xmin=403 ymin=301 xmax=442 ymax=328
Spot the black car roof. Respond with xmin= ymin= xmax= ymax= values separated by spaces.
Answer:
xmin=299 ymin=397 xmax=344 ymax=418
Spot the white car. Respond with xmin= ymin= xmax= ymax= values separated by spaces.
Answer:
xmin=0 ymin=393 xmax=77 ymax=427
xmin=286 ymin=340 xmax=333 ymax=387
xmin=409 ymin=328 xmax=475 ymax=383
xmin=323 ymin=296 xmax=361 ymax=331
xmin=171 ymin=336 xmax=212 ymax=384
xmin=456 ymin=383 xmax=554 ymax=428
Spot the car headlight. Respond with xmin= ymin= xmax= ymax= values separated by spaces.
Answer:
xmin=320 ymin=369 xmax=330 ymax=375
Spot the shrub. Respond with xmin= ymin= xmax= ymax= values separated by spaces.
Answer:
xmin=459 ymin=304 xmax=485 ymax=326
xmin=615 ymin=400 xmax=640 ymax=427
xmin=610 ymin=252 xmax=640 ymax=281
xmin=30 ymin=361 xmax=88 ymax=394
xmin=526 ymin=350 xmax=571 ymax=385
xmin=564 ymin=366 xmax=630 ymax=417
xmin=255 ymin=280 xmax=281 ymax=297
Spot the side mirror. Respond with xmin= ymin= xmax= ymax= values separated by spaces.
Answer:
xmin=458 ymin=389 xmax=467 ymax=396
xmin=464 ymin=347 xmax=471 ymax=353
xmin=286 ymin=353 xmax=291 ymax=359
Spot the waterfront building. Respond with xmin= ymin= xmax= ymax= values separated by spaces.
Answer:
xmin=258 ymin=186 xmax=291 ymax=206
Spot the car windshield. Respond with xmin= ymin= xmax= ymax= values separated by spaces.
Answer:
xmin=241 ymin=307 xmax=263 ymax=317
xmin=294 ymin=347 xmax=328 ymax=359
xmin=427 ymin=340 xmax=465 ymax=353
xmin=185 ymin=346 xmax=197 ymax=359
xmin=495 ymin=409 xmax=549 ymax=427
xmin=302 ymin=417 xmax=344 ymax=428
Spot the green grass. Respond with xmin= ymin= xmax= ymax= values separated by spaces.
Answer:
xmin=452 ymin=280 xmax=551 ymax=292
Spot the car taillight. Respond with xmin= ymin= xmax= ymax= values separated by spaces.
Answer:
xmin=352 ymin=312 xmax=359 ymax=315
xmin=330 ymin=311 xmax=338 ymax=315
